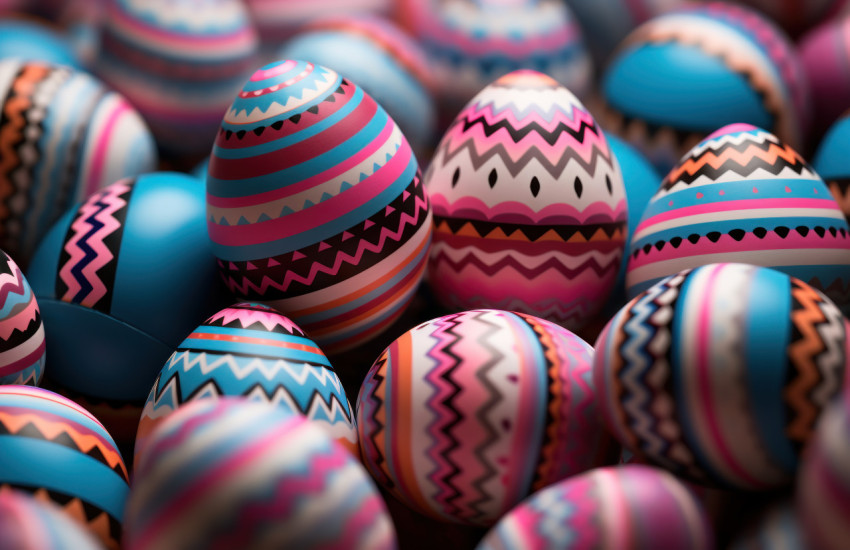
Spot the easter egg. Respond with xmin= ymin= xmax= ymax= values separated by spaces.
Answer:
xmin=812 ymin=112 xmax=850 ymax=224
xmin=0 ymin=18 xmax=81 ymax=68
xmin=797 ymin=396 xmax=850 ymax=550
xmin=0 ymin=385 xmax=129 ymax=550
xmin=207 ymin=60 xmax=432 ymax=354
xmin=357 ymin=309 xmax=614 ymax=526
xmin=0 ymin=59 xmax=157 ymax=264
xmin=595 ymin=263 xmax=850 ymax=490
xmin=26 ymin=172 xmax=222 ymax=442
xmin=600 ymin=2 xmax=809 ymax=173
xmin=97 ymin=0 xmax=259 ymax=156
xmin=625 ymin=123 xmax=850 ymax=310
xmin=425 ymin=70 xmax=627 ymax=329
xmin=734 ymin=0 xmax=848 ymax=37
xmin=280 ymin=14 xmax=436 ymax=159
xmin=0 ymin=250 xmax=44 ymax=386
xmin=0 ymin=489 xmax=104 ymax=550
xmin=476 ymin=465 xmax=713 ymax=550
xmin=405 ymin=0 xmax=592 ymax=126
xmin=125 ymin=398 xmax=395 ymax=550
xmin=799 ymin=15 xmax=850 ymax=138
xmin=136 ymin=302 xmax=357 ymax=461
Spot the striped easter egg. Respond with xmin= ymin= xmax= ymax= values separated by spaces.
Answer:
xmin=595 ymin=263 xmax=850 ymax=490
xmin=626 ymin=123 xmax=850 ymax=312
xmin=0 ymin=250 xmax=44 ymax=386
xmin=125 ymin=398 xmax=395 ymax=550
xmin=207 ymin=59 xmax=432 ymax=355
xmin=357 ymin=309 xmax=614 ymax=526
xmin=0 ymin=489 xmax=104 ymax=550
xmin=0 ymin=385 xmax=129 ymax=550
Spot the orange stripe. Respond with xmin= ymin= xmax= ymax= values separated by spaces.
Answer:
xmin=188 ymin=332 xmax=321 ymax=354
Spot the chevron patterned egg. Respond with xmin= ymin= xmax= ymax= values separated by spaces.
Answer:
xmin=208 ymin=59 xmax=432 ymax=355
xmin=357 ymin=309 xmax=614 ymax=526
xmin=477 ymin=465 xmax=713 ymax=550
xmin=126 ymin=398 xmax=396 ymax=550
xmin=0 ymin=250 xmax=45 ymax=386
xmin=0 ymin=386 xmax=129 ymax=550
xmin=425 ymin=70 xmax=627 ymax=329
xmin=0 ymin=489 xmax=105 ymax=550
xmin=596 ymin=263 xmax=850 ymax=490
xmin=626 ymin=123 xmax=850 ymax=311
xmin=135 ymin=302 xmax=356 ymax=462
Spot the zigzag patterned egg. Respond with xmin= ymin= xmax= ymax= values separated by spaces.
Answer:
xmin=626 ymin=123 xmax=850 ymax=311
xmin=126 ymin=398 xmax=396 ymax=550
xmin=476 ymin=465 xmax=713 ymax=550
xmin=0 ymin=489 xmax=105 ymax=550
xmin=595 ymin=263 xmax=850 ymax=490
xmin=425 ymin=70 xmax=627 ymax=329
xmin=208 ymin=59 xmax=432 ymax=355
xmin=136 ymin=302 xmax=356 ymax=462
xmin=357 ymin=309 xmax=614 ymax=526
xmin=0 ymin=386 xmax=129 ymax=550
xmin=0 ymin=250 xmax=45 ymax=386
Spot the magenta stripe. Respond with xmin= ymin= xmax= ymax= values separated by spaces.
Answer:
xmin=109 ymin=5 xmax=255 ymax=50
xmin=0 ymin=340 xmax=44 ymax=376
xmin=84 ymin=100 xmax=131 ymax=197
xmin=250 ymin=60 xmax=297 ymax=81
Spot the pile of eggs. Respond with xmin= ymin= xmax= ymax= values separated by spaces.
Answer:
xmin=1 ymin=1 xmax=850 ymax=549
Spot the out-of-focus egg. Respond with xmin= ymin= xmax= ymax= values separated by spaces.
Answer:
xmin=0 ymin=250 xmax=44 ymax=385
xmin=425 ymin=70 xmax=627 ymax=329
xmin=26 ymin=172 xmax=222 ymax=443
xmin=601 ymin=2 xmax=809 ymax=173
xmin=626 ymin=123 xmax=850 ymax=311
xmin=97 ymin=0 xmax=259 ymax=156
xmin=730 ymin=503 xmax=806 ymax=550
xmin=813 ymin=110 xmax=850 ymax=225
xmin=125 ymin=398 xmax=395 ymax=550
xmin=0 ymin=489 xmax=105 ymax=550
xmin=0 ymin=385 xmax=129 ymax=550
xmin=733 ymin=0 xmax=848 ymax=38
xmin=800 ymin=15 xmax=850 ymax=138
xmin=357 ymin=309 xmax=615 ymax=526
xmin=476 ymin=465 xmax=713 ymax=550
xmin=596 ymin=263 xmax=850 ymax=490
xmin=404 ymin=0 xmax=592 ymax=127
xmin=280 ymin=14 xmax=436 ymax=160
xmin=0 ymin=18 xmax=81 ymax=68
xmin=207 ymin=59 xmax=432 ymax=355
xmin=0 ymin=59 xmax=157 ymax=264
xmin=135 ymin=302 xmax=357 ymax=462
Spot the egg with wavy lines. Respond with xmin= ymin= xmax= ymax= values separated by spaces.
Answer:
xmin=425 ymin=69 xmax=627 ymax=329
xmin=207 ymin=59 xmax=432 ymax=355
xmin=0 ymin=489 xmax=104 ymax=550
xmin=626 ymin=123 xmax=850 ymax=311
xmin=596 ymin=263 xmax=850 ymax=490
xmin=0 ymin=250 xmax=44 ymax=386
xmin=357 ymin=309 xmax=615 ymax=526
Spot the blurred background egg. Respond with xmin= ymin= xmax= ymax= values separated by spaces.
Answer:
xmin=0 ymin=59 xmax=157 ymax=265
xmin=0 ymin=17 xmax=81 ymax=68
xmin=0 ymin=385 xmax=129 ymax=550
xmin=0 ymin=489 xmax=106 ymax=550
xmin=96 ymin=0 xmax=260 ymax=158
xmin=732 ymin=0 xmax=849 ymax=38
xmin=0 ymin=249 xmax=44 ymax=386
xmin=135 ymin=302 xmax=357 ymax=463
xmin=126 ymin=398 xmax=395 ymax=550
xmin=812 ymin=110 xmax=850 ymax=225
xmin=799 ymin=14 xmax=850 ymax=141
xmin=207 ymin=59 xmax=432 ymax=356
xmin=600 ymin=2 xmax=810 ymax=173
xmin=357 ymin=309 xmax=615 ymax=526
xmin=596 ymin=263 xmax=849 ymax=490
xmin=425 ymin=70 xmax=627 ymax=329
xmin=626 ymin=123 xmax=850 ymax=311
xmin=26 ymin=172 xmax=223 ymax=445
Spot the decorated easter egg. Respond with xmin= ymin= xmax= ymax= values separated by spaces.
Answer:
xmin=0 ymin=18 xmax=81 ymax=68
xmin=26 ymin=172 xmax=222 ymax=442
xmin=476 ymin=465 xmax=713 ymax=550
xmin=136 ymin=302 xmax=357 ymax=461
xmin=126 ymin=398 xmax=395 ymax=550
xmin=280 ymin=14 xmax=436 ymax=159
xmin=207 ymin=60 xmax=432 ymax=355
xmin=626 ymin=123 xmax=850 ymax=310
xmin=800 ymin=15 xmax=850 ymax=138
xmin=97 ymin=0 xmax=259 ymax=156
xmin=734 ymin=0 xmax=848 ymax=37
xmin=797 ymin=396 xmax=850 ymax=550
xmin=596 ymin=263 xmax=850 ymax=490
xmin=405 ymin=0 xmax=592 ymax=126
xmin=0 ymin=489 xmax=104 ymax=550
xmin=812 ymin=111 xmax=850 ymax=224
xmin=425 ymin=70 xmax=627 ymax=329
xmin=0 ymin=250 xmax=44 ymax=386
xmin=601 ymin=2 xmax=809 ymax=173
xmin=0 ymin=59 xmax=157 ymax=264
xmin=357 ymin=309 xmax=614 ymax=526
xmin=0 ymin=385 xmax=129 ymax=549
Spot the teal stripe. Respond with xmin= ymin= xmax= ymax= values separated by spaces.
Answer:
xmin=182 ymin=337 xmax=327 ymax=364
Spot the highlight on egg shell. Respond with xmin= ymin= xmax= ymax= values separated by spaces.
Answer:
xmin=0 ymin=250 xmax=45 ymax=386
xmin=207 ymin=59 xmax=432 ymax=355
xmin=425 ymin=69 xmax=627 ymax=330
xmin=596 ymin=262 xmax=850 ymax=490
